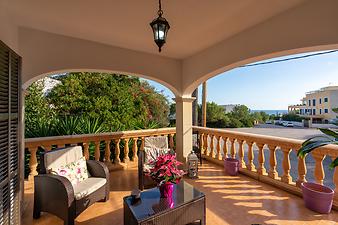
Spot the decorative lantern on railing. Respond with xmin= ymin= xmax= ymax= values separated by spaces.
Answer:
xmin=188 ymin=150 xmax=199 ymax=178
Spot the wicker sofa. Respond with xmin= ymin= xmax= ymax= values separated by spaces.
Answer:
xmin=33 ymin=146 xmax=110 ymax=225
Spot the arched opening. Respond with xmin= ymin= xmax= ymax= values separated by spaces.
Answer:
xmin=196 ymin=49 xmax=338 ymax=189
xmin=184 ymin=45 xmax=338 ymax=96
xmin=23 ymin=70 xmax=177 ymax=178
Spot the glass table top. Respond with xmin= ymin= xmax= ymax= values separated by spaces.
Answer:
xmin=124 ymin=181 xmax=205 ymax=221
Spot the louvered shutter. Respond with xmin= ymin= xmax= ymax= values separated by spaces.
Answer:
xmin=0 ymin=41 xmax=21 ymax=225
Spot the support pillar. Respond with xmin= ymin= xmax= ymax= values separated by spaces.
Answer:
xmin=175 ymin=96 xmax=195 ymax=166
xmin=202 ymin=82 xmax=207 ymax=127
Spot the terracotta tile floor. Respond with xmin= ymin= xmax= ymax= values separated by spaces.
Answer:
xmin=22 ymin=161 xmax=337 ymax=225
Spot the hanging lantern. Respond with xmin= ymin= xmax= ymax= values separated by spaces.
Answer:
xmin=188 ymin=150 xmax=199 ymax=179
xmin=150 ymin=0 xmax=170 ymax=52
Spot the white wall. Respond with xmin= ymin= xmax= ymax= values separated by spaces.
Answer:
xmin=18 ymin=28 xmax=182 ymax=95
xmin=0 ymin=1 xmax=19 ymax=52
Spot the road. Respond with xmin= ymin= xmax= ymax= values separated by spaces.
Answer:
xmin=230 ymin=124 xmax=323 ymax=140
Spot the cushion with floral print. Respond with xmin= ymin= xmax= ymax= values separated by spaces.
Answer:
xmin=74 ymin=156 xmax=89 ymax=182
xmin=52 ymin=156 xmax=89 ymax=186
xmin=143 ymin=147 xmax=171 ymax=172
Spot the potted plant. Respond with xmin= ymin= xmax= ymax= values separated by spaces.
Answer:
xmin=147 ymin=154 xmax=185 ymax=198
xmin=224 ymin=158 xmax=240 ymax=176
xmin=297 ymin=128 xmax=337 ymax=213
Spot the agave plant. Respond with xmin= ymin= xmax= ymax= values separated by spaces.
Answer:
xmin=133 ymin=120 xmax=160 ymax=130
xmin=55 ymin=116 xmax=81 ymax=135
xmin=25 ymin=117 xmax=57 ymax=138
xmin=297 ymin=128 xmax=338 ymax=169
xmin=80 ymin=117 xmax=105 ymax=134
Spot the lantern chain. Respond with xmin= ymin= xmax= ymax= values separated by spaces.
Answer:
xmin=158 ymin=0 xmax=163 ymax=16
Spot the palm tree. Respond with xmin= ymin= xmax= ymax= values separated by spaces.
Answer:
xmin=298 ymin=128 xmax=338 ymax=169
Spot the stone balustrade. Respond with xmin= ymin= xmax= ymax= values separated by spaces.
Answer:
xmin=25 ymin=127 xmax=176 ymax=180
xmin=193 ymin=126 xmax=338 ymax=209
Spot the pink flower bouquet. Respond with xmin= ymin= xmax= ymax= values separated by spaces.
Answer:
xmin=147 ymin=154 xmax=185 ymax=185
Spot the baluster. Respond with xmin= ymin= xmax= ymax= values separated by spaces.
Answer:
xmin=203 ymin=133 xmax=209 ymax=155
xmin=114 ymin=139 xmax=121 ymax=164
xmin=199 ymin=133 xmax=204 ymax=155
xmin=28 ymin=147 xmax=39 ymax=181
xmin=333 ymin=165 xmax=338 ymax=206
xmin=94 ymin=141 xmax=100 ymax=161
xmin=216 ymin=136 xmax=221 ymax=160
xmin=209 ymin=134 xmax=215 ymax=158
xmin=313 ymin=153 xmax=325 ymax=185
xmin=123 ymin=138 xmax=130 ymax=163
xmin=296 ymin=155 xmax=307 ymax=187
xmin=246 ymin=142 xmax=255 ymax=171
xmin=104 ymin=140 xmax=111 ymax=162
xmin=281 ymin=147 xmax=292 ymax=184
xmin=230 ymin=138 xmax=236 ymax=159
xmin=169 ymin=134 xmax=175 ymax=151
xmin=257 ymin=143 xmax=267 ymax=175
xmin=268 ymin=146 xmax=278 ymax=179
xmin=238 ymin=140 xmax=245 ymax=168
xmin=43 ymin=145 xmax=53 ymax=152
xmin=132 ymin=138 xmax=138 ymax=161
xmin=223 ymin=137 xmax=229 ymax=159
xmin=83 ymin=142 xmax=90 ymax=160
xmin=140 ymin=137 xmax=145 ymax=151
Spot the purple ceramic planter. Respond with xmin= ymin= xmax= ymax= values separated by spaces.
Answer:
xmin=301 ymin=182 xmax=334 ymax=214
xmin=224 ymin=158 xmax=239 ymax=176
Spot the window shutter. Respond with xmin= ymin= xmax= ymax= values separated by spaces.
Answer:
xmin=0 ymin=41 xmax=21 ymax=225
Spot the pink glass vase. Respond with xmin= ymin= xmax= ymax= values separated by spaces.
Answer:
xmin=159 ymin=183 xmax=174 ymax=198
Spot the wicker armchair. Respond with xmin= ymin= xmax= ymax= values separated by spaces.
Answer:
xmin=33 ymin=146 xmax=110 ymax=225
xmin=138 ymin=136 xmax=171 ymax=190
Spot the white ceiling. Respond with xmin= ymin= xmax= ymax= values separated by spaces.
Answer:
xmin=7 ymin=0 xmax=307 ymax=59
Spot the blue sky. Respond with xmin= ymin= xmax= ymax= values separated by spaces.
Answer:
xmin=146 ymin=51 xmax=338 ymax=110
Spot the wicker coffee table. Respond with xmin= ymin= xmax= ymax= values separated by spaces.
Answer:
xmin=123 ymin=181 xmax=206 ymax=225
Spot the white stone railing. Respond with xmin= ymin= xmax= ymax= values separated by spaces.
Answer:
xmin=193 ymin=126 xmax=338 ymax=209
xmin=25 ymin=127 xmax=176 ymax=180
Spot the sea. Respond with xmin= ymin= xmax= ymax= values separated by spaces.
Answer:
xmin=251 ymin=110 xmax=288 ymax=115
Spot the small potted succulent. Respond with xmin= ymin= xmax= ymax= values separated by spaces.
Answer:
xmin=147 ymin=154 xmax=185 ymax=198
xmin=297 ymin=128 xmax=337 ymax=214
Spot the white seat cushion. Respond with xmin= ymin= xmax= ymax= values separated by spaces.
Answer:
xmin=73 ymin=177 xmax=106 ymax=200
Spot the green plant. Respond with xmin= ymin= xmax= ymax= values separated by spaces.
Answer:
xmin=80 ymin=117 xmax=105 ymax=134
xmin=298 ymin=128 xmax=338 ymax=169
xmin=55 ymin=116 xmax=81 ymax=135
xmin=25 ymin=117 xmax=56 ymax=138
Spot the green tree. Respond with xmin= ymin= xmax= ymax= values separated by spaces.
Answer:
xmin=229 ymin=105 xmax=254 ymax=127
xmin=206 ymin=102 xmax=227 ymax=122
xmin=25 ymin=79 xmax=56 ymax=137
xmin=282 ymin=113 xmax=302 ymax=122
xmin=47 ymin=72 xmax=169 ymax=131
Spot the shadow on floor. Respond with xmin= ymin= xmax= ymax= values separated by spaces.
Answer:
xmin=23 ymin=161 xmax=337 ymax=225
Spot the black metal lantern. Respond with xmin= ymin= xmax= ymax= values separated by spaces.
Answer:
xmin=150 ymin=0 xmax=170 ymax=52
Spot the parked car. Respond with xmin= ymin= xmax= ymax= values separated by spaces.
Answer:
xmin=265 ymin=120 xmax=272 ymax=124
xmin=284 ymin=122 xmax=294 ymax=127
xmin=275 ymin=120 xmax=283 ymax=125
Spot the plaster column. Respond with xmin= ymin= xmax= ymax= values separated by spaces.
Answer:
xmin=175 ymin=96 xmax=195 ymax=166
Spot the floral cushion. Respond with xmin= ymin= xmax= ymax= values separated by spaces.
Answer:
xmin=52 ymin=156 xmax=89 ymax=186
xmin=143 ymin=147 xmax=171 ymax=172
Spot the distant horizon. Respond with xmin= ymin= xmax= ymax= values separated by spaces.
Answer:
xmin=146 ymin=50 xmax=338 ymax=109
